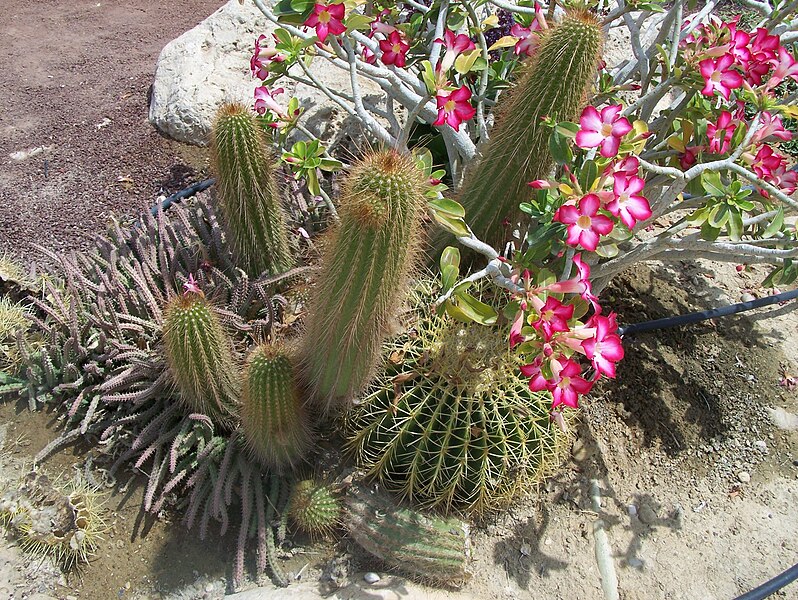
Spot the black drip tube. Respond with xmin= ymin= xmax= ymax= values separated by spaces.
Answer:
xmin=149 ymin=178 xmax=215 ymax=216
xmin=733 ymin=562 xmax=798 ymax=600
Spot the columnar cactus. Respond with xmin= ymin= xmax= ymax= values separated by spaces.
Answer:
xmin=434 ymin=10 xmax=603 ymax=256
xmin=162 ymin=292 xmax=239 ymax=428
xmin=287 ymin=479 xmax=341 ymax=537
xmin=300 ymin=150 xmax=426 ymax=413
xmin=241 ymin=344 xmax=312 ymax=472
xmin=344 ymin=484 xmax=470 ymax=585
xmin=348 ymin=293 xmax=572 ymax=515
xmin=210 ymin=102 xmax=294 ymax=276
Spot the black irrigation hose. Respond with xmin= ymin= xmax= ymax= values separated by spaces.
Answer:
xmin=618 ymin=287 xmax=798 ymax=337
xmin=149 ymin=178 xmax=215 ymax=216
xmin=734 ymin=562 xmax=798 ymax=600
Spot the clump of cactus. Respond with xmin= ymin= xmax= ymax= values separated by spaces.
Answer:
xmin=287 ymin=479 xmax=341 ymax=538
xmin=348 ymin=283 xmax=572 ymax=515
xmin=344 ymin=483 xmax=470 ymax=586
xmin=163 ymin=290 xmax=240 ymax=429
xmin=211 ymin=102 xmax=294 ymax=276
xmin=300 ymin=150 xmax=427 ymax=413
xmin=0 ymin=471 xmax=107 ymax=569
xmin=0 ymin=296 xmax=33 ymax=375
xmin=241 ymin=343 xmax=313 ymax=472
xmin=435 ymin=10 xmax=603 ymax=255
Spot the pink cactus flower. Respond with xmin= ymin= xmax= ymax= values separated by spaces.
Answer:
xmin=706 ymin=110 xmax=737 ymax=155
xmin=182 ymin=274 xmax=202 ymax=296
xmin=254 ymin=86 xmax=288 ymax=118
xmin=435 ymin=29 xmax=476 ymax=72
xmin=531 ymin=297 xmax=575 ymax=341
xmin=304 ymin=2 xmax=346 ymax=43
xmin=575 ymin=105 xmax=633 ymax=158
xmin=433 ymin=86 xmax=476 ymax=131
xmin=699 ymin=54 xmax=743 ymax=100
xmin=582 ymin=313 xmax=624 ymax=379
xmin=379 ymin=31 xmax=410 ymax=67
xmin=607 ymin=174 xmax=652 ymax=230
xmin=554 ymin=193 xmax=614 ymax=252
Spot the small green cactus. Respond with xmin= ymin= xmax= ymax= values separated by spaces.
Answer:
xmin=344 ymin=484 xmax=470 ymax=585
xmin=210 ymin=102 xmax=294 ymax=276
xmin=287 ymin=479 xmax=341 ymax=537
xmin=241 ymin=344 xmax=313 ymax=472
xmin=433 ymin=10 xmax=603 ymax=257
xmin=162 ymin=292 xmax=239 ymax=428
xmin=300 ymin=150 xmax=426 ymax=413
xmin=347 ymin=285 xmax=571 ymax=515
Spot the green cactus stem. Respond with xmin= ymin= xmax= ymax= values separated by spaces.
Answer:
xmin=344 ymin=484 xmax=470 ymax=586
xmin=347 ymin=285 xmax=572 ymax=515
xmin=287 ymin=479 xmax=341 ymax=538
xmin=241 ymin=344 xmax=313 ymax=472
xmin=162 ymin=292 xmax=239 ymax=428
xmin=210 ymin=102 xmax=294 ymax=276
xmin=432 ymin=10 xmax=603 ymax=258
xmin=300 ymin=150 xmax=426 ymax=414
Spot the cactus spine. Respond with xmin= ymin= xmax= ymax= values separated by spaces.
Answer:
xmin=300 ymin=150 xmax=426 ymax=413
xmin=210 ymin=102 xmax=294 ymax=276
xmin=163 ymin=292 xmax=239 ymax=428
xmin=344 ymin=484 xmax=470 ymax=585
xmin=287 ymin=479 xmax=341 ymax=537
xmin=347 ymin=285 xmax=571 ymax=515
xmin=433 ymin=11 xmax=603 ymax=256
xmin=241 ymin=344 xmax=312 ymax=472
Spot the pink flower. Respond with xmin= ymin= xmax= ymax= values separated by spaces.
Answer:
xmin=379 ymin=31 xmax=410 ymax=67
xmin=744 ymin=29 xmax=780 ymax=85
xmin=510 ymin=23 xmax=541 ymax=57
xmin=706 ymin=110 xmax=737 ymax=155
xmin=753 ymin=112 xmax=792 ymax=144
xmin=603 ymin=155 xmax=640 ymax=178
xmin=509 ymin=307 xmax=526 ymax=348
xmin=679 ymin=145 xmax=701 ymax=170
xmin=575 ymin=105 xmax=633 ymax=158
xmin=582 ymin=313 xmax=624 ymax=379
xmin=250 ymin=34 xmax=285 ymax=80
xmin=544 ymin=254 xmax=600 ymax=313
xmin=607 ymin=174 xmax=652 ymax=230
xmin=182 ymin=274 xmax=202 ymax=296
xmin=433 ymin=86 xmax=476 ymax=131
xmin=699 ymin=54 xmax=743 ymax=100
xmin=748 ymin=144 xmax=784 ymax=179
xmin=531 ymin=297 xmax=574 ymax=341
xmin=765 ymin=164 xmax=797 ymax=195
xmin=435 ymin=29 xmax=475 ymax=72
xmin=549 ymin=358 xmax=593 ymax=409
xmin=766 ymin=46 xmax=798 ymax=89
xmin=521 ymin=357 xmax=549 ymax=393
xmin=554 ymin=193 xmax=614 ymax=252
xmin=254 ymin=86 xmax=287 ymax=118
xmin=304 ymin=2 xmax=346 ymax=43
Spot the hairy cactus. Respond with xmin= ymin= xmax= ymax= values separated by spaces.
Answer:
xmin=163 ymin=292 xmax=239 ymax=428
xmin=287 ymin=479 xmax=341 ymax=537
xmin=433 ymin=10 xmax=603 ymax=256
xmin=210 ymin=102 xmax=294 ymax=276
xmin=348 ymin=284 xmax=572 ymax=515
xmin=300 ymin=150 xmax=426 ymax=413
xmin=344 ymin=484 xmax=470 ymax=585
xmin=241 ymin=344 xmax=313 ymax=472
xmin=0 ymin=297 xmax=33 ymax=374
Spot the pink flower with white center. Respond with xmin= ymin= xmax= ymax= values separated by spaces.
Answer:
xmin=748 ymin=144 xmax=785 ymax=179
xmin=362 ymin=44 xmax=376 ymax=64
xmin=603 ymin=155 xmax=640 ymax=179
xmin=304 ymin=2 xmax=346 ymax=43
xmin=183 ymin=274 xmax=203 ymax=296
xmin=582 ymin=313 xmax=624 ymax=379
xmin=764 ymin=164 xmax=798 ymax=196
xmin=766 ymin=46 xmax=798 ymax=89
xmin=531 ymin=296 xmax=574 ymax=341
xmin=379 ymin=31 xmax=409 ymax=67
xmin=433 ymin=86 xmax=476 ymax=131
xmin=521 ymin=356 xmax=549 ymax=393
xmin=575 ymin=105 xmax=633 ymax=158
xmin=753 ymin=112 xmax=792 ymax=144
xmin=250 ymin=34 xmax=285 ymax=80
xmin=545 ymin=254 xmax=601 ymax=313
xmin=554 ymin=193 xmax=614 ymax=252
xmin=548 ymin=357 xmax=593 ymax=409
xmin=435 ymin=29 xmax=476 ymax=73
xmin=607 ymin=174 xmax=652 ymax=229
xmin=254 ymin=86 xmax=288 ymax=118
xmin=510 ymin=23 xmax=540 ymax=57
xmin=706 ymin=110 xmax=737 ymax=155
xmin=699 ymin=54 xmax=743 ymax=100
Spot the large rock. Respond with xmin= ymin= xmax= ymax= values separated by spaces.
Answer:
xmin=149 ymin=0 xmax=387 ymax=146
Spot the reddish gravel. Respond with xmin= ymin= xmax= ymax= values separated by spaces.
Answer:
xmin=0 ymin=0 xmax=222 ymax=260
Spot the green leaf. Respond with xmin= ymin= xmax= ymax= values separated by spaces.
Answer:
xmin=487 ymin=35 xmax=518 ymax=51
xmin=453 ymin=292 xmax=498 ymax=325
xmin=306 ymin=169 xmax=321 ymax=197
xmin=454 ymin=49 xmax=481 ymax=74
xmin=708 ymin=203 xmax=730 ymax=228
xmin=440 ymin=246 xmax=460 ymax=271
xmin=441 ymin=265 xmax=458 ymax=292
xmin=554 ymin=122 xmax=580 ymax=138
xmin=273 ymin=28 xmax=293 ymax=45
xmin=431 ymin=212 xmax=470 ymax=237
xmin=444 ymin=300 xmax=475 ymax=323
xmin=762 ymin=207 xmax=784 ymax=238
xmin=345 ymin=13 xmax=374 ymax=31
xmin=578 ymin=159 xmax=598 ymax=192
xmin=412 ymin=147 xmax=434 ymax=176
xmin=549 ymin=131 xmax=573 ymax=165
xmin=594 ymin=242 xmax=619 ymax=258
xmin=702 ymin=171 xmax=726 ymax=197
xmin=428 ymin=198 xmax=466 ymax=218
xmin=727 ymin=207 xmax=743 ymax=241
xmin=701 ymin=221 xmax=721 ymax=241
xmin=319 ymin=157 xmax=343 ymax=171
xmin=420 ymin=60 xmax=436 ymax=95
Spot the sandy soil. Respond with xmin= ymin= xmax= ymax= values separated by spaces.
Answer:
xmin=1 ymin=1 xmax=798 ymax=600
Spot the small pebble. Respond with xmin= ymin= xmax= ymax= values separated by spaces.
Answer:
xmin=738 ymin=471 xmax=751 ymax=483
xmin=204 ymin=584 xmax=214 ymax=593
xmin=740 ymin=292 xmax=756 ymax=302
xmin=627 ymin=504 xmax=638 ymax=517
xmin=754 ymin=440 xmax=768 ymax=453
xmin=363 ymin=572 xmax=380 ymax=584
